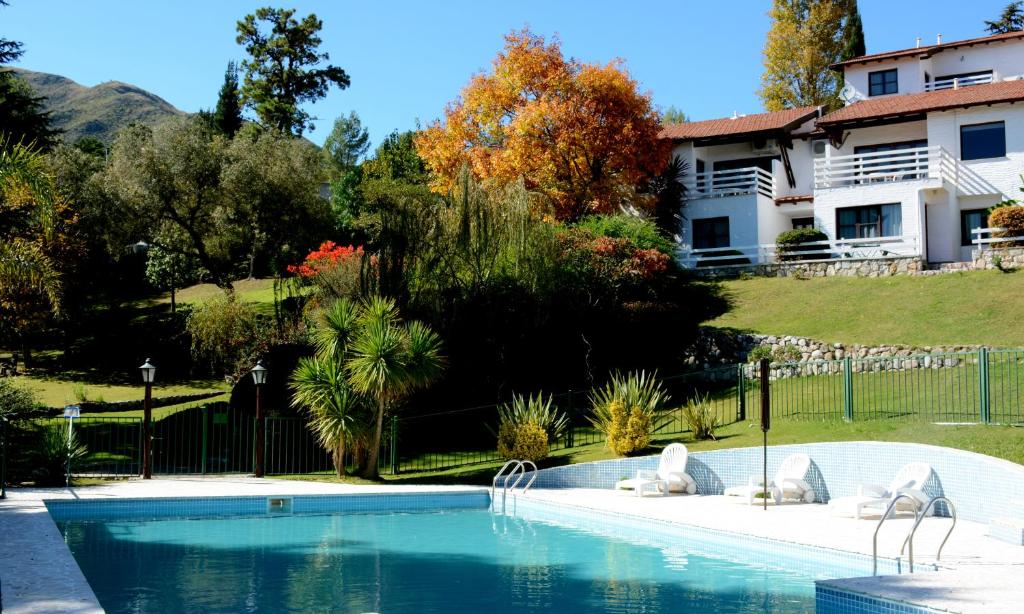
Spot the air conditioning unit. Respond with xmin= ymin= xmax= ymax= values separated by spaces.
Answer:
xmin=750 ymin=138 xmax=776 ymax=155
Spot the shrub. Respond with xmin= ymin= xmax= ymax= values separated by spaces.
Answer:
xmin=590 ymin=371 xmax=670 ymax=456
xmin=681 ymin=393 xmax=719 ymax=440
xmin=748 ymin=343 xmax=801 ymax=363
xmin=576 ymin=214 xmax=676 ymax=255
xmin=497 ymin=393 xmax=568 ymax=444
xmin=748 ymin=345 xmax=773 ymax=363
xmin=776 ymin=228 xmax=828 ymax=261
xmin=30 ymin=423 xmax=88 ymax=486
xmin=989 ymin=205 xmax=1024 ymax=246
xmin=186 ymin=293 xmax=263 ymax=377
xmin=497 ymin=421 xmax=550 ymax=462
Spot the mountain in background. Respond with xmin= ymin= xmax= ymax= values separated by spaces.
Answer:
xmin=12 ymin=68 xmax=187 ymax=145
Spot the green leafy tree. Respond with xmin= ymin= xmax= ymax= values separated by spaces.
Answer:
xmin=986 ymin=2 xmax=1024 ymax=33
xmin=214 ymin=61 xmax=244 ymax=138
xmin=235 ymin=7 xmax=351 ymax=135
xmin=102 ymin=119 xmax=236 ymax=288
xmin=292 ymin=296 xmax=444 ymax=479
xmin=145 ymin=242 xmax=203 ymax=312
xmin=322 ymin=111 xmax=370 ymax=177
xmin=758 ymin=0 xmax=860 ymax=111
xmin=361 ymin=130 xmax=428 ymax=184
xmin=661 ymin=106 xmax=687 ymax=124
xmin=72 ymin=136 xmax=106 ymax=159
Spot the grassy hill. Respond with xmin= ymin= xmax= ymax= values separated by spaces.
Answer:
xmin=709 ymin=270 xmax=1024 ymax=347
xmin=13 ymin=68 xmax=185 ymax=144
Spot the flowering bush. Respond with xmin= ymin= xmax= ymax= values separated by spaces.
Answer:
xmin=287 ymin=242 xmax=364 ymax=278
xmin=555 ymin=228 xmax=670 ymax=287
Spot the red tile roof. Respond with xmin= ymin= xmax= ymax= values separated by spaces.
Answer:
xmin=660 ymin=107 xmax=819 ymax=142
xmin=831 ymin=30 xmax=1024 ymax=69
xmin=817 ymin=79 xmax=1024 ymax=127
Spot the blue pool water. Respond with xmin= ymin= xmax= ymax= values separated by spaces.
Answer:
xmin=58 ymin=508 xmax=826 ymax=613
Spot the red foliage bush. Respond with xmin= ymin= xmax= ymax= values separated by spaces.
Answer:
xmin=287 ymin=241 xmax=364 ymax=278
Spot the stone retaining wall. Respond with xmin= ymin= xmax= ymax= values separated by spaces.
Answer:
xmin=683 ymin=328 xmax=983 ymax=376
xmin=694 ymin=256 xmax=925 ymax=279
xmin=973 ymin=246 xmax=1024 ymax=270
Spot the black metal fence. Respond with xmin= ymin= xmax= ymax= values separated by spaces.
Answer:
xmin=2 ymin=348 xmax=1022 ymax=490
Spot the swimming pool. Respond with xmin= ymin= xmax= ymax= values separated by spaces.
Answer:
xmin=50 ymin=493 xmax=880 ymax=613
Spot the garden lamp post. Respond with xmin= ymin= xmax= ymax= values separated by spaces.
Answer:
xmin=251 ymin=361 xmax=268 ymax=478
xmin=140 ymin=358 xmax=156 ymax=479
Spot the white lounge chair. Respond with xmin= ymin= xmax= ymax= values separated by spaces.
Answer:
xmin=616 ymin=443 xmax=697 ymax=496
xmin=724 ymin=453 xmax=816 ymax=505
xmin=828 ymin=462 xmax=933 ymax=519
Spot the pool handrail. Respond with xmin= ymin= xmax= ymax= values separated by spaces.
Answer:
xmin=899 ymin=496 xmax=957 ymax=573
xmin=872 ymin=493 xmax=919 ymax=576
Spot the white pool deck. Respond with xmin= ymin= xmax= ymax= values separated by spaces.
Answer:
xmin=1 ymin=477 xmax=1022 ymax=613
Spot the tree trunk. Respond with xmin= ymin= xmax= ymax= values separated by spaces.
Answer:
xmin=361 ymin=397 xmax=385 ymax=479
xmin=333 ymin=441 xmax=346 ymax=478
xmin=170 ymin=285 xmax=176 ymax=313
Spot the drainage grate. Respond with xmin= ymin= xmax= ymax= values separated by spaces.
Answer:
xmin=266 ymin=497 xmax=293 ymax=514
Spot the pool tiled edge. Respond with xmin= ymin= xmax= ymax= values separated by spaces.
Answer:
xmin=816 ymin=584 xmax=946 ymax=614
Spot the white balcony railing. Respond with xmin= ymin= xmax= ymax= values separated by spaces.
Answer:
xmin=679 ymin=235 xmax=920 ymax=269
xmin=924 ymin=73 xmax=994 ymax=92
xmin=683 ymin=166 xmax=775 ymax=201
xmin=814 ymin=145 xmax=955 ymax=190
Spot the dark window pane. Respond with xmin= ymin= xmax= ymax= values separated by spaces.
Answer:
xmin=693 ymin=216 xmax=730 ymax=249
xmin=961 ymin=122 xmax=1005 ymax=160
xmin=960 ymin=209 xmax=989 ymax=246
xmin=868 ymin=69 xmax=898 ymax=96
xmin=792 ymin=217 xmax=815 ymax=229
xmin=836 ymin=204 xmax=901 ymax=240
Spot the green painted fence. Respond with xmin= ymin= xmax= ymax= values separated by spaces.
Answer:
xmin=3 ymin=349 xmax=1022 ymax=489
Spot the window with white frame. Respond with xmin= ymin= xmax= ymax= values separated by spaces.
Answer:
xmin=836 ymin=204 xmax=902 ymax=239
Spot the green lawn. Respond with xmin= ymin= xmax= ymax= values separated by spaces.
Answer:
xmin=709 ymin=270 xmax=1024 ymax=347
xmin=273 ymin=418 xmax=1024 ymax=486
xmin=14 ymin=375 xmax=227 ymax=410
xmin=157 ymin=278 xmax=301 ymax=315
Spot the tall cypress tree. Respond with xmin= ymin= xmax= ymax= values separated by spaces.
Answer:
xmin=841 ymin=1 xmax=866 ymax=61
xmin=213 ymin=61 xmax=243 ymax=138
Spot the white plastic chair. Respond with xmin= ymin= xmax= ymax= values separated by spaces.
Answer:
xmin=616 ymin=443 xmax=697 ymax=497
xmin=724 ymin=453 xmax=816 ymax=505
xmin=829 ymin=462 xmax=933 ymax=519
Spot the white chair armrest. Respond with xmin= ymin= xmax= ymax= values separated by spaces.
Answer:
xmin=781 ymin=478 xmax=811 ymax=493
xmin=636 ymin=469 xmax=658 ymax=481
xmin=748 ymin=475 xmax=768 ymax=488
xmin=859 ymin=484 xmax=887 ymax=498
xmin=895 ymin=487 xmax=929 ymax=507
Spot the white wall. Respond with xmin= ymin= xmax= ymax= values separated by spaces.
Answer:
xmin=681 ymin=194 xmax=759 ymax=249
xmin=843 ymin=57 xmax=922 ymax=101
xmin=829 ymin=120 xmax=929 ymax=156
xmin=926 ymin=104 xmax=1024 ymax=198
xmin=841 ymin=38 xmax=1024 ymax=100
xmin=928 ymin=39 xmax=1024 ymax=83
xmin=813 ymin=181 xmax=927 ymax=258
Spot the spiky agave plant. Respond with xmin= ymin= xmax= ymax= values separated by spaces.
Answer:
xmin=589 ymin=371 xmax=671 ymax=456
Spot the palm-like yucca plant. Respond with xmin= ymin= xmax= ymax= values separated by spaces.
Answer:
xmin=497 ymin=392 xmax=569 ymax=441
xmin=589 ymin=371 xmax=671 ymax=456
xmin=292 ymin=295 xmax=445 ymax=480
xmin=346 ymin=295 xmax=445 ymax=479
xmin=290 ymin=356 xmax=371 ymax=476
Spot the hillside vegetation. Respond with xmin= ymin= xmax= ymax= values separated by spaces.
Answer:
xmin=14 ymin=68 xmax=185 ymax=144
xmin=709 ymin=270 xmax=1024 ymax=347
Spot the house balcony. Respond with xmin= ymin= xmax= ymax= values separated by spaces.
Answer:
xmin=679 ymin=235 xmax=921 ymax=269
xmin=814 ymin=145 xmax=998 ymax=196
xmin=923 ymin=73 xmax=994 ymax=92
xmin=683 ymin=167 xmax=775 ymax=201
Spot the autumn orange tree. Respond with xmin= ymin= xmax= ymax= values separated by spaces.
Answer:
xmin=415 ymin=29 xmax=670 ymax=221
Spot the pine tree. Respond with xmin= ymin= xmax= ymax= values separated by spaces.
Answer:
xmin=758 ymin=0 xmax=856 ymax=111
xmin=213 ymin=61 xmax=244 ymax=138
xmin=841 ymin=1 xmax=866 ymax=61
xmin=0 ymin=0 xmax=59 ymax=149
xmin=985 ymin=2 xmax=1024 ymax=34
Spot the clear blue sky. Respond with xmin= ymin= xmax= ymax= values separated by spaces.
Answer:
xmin=2 ymin=0 xmax=1014 ymax=148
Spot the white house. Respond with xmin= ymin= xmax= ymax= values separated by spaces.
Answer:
xmin=669 ymin=30 xmax=1024 ymax=269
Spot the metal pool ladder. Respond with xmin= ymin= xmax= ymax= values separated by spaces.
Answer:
xmin=872 ymin=494 xmax=956 ymax=575
xmin=491 ymin=459 xmax=538 ymax=513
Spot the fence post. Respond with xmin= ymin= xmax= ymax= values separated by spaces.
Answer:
xmin=389 ymin=415 xmax=399 ymax=475
xmin=566 ymin=389 xmax=575 ymax=448
xmin=737 ymin=365 xmax=746 ymax=422
xmin=843 ymin=357 xmax=854 ymax=422
xmin=979 ymin=347 xmax=991 ymax=424
xmin=201 ymin=406 xmax=208 ymax=475
xmin=1 ymin=417 xmax=7 ymax=499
